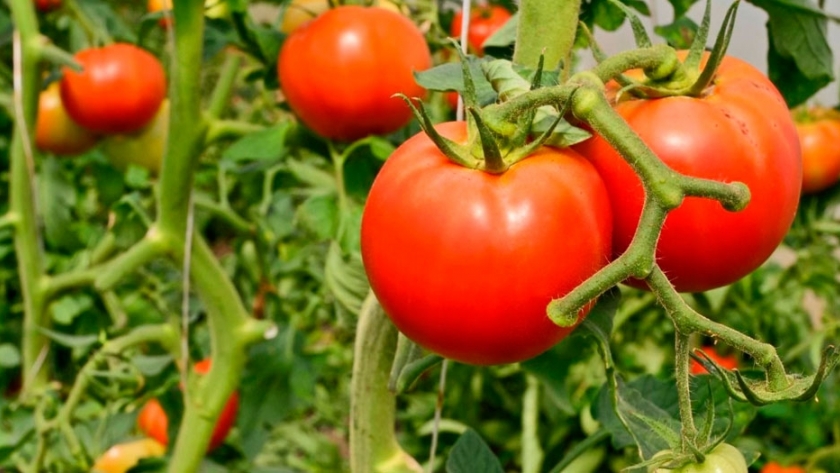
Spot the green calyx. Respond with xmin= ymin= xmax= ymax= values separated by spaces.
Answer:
xmin=587 ymin=0 xmax=741 ymax=99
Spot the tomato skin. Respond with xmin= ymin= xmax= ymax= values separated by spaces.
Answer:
xmin=101 ymin=100 xmax=169 ymax=173
xmin=137 ymin=359 xmax=239 ymax=452
xmin=91 ymin=438 xmax=166 ymax=473
xmin=794 ymin=111 xmax=840 ymax=194
xmin=576 ymin=54 xmax=801 ymax=293
xmin=35 ymin=0 xmax=61 ymax=12
xmin=761 ymin=462 xmax=806 ymax=473
xmin=650 ymin=444 xmax=747 ymax=472
xmin=277 ymin=6 xmax=431 ymax=141
xmin=690 ymin=346 xmax=738 ymax=375
xmin=451 ymin=5 xmax=512 ymax=55
xmin=60 ymin=43 xmax=167 ymax=135
xmin=361 ymin=121 xmax=612 ymax=365
xmin=35 ymin=82 xmax=98 ymax=156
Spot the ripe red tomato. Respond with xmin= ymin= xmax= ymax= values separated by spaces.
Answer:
xmin=277 ymin=6 xmax=431 ymax=141
xmin=361 ymin=121 xmax=612 ymax=365
xmin=651 ymin=443 xmax=747 ymax=472
xmin=794 ymin=107 xmax=840 ymax=194
xmin=576 ymin=53 xmax=801 ymax=293
xmin=760 ymin=462 xmax=806 ymax=473
xmin=60 ymin=43 xmax=167 ymax=135
xmin=35 ymin=82 xmax=98 ymax=156
xmin=137 ymin=359 xmax=239 ymax=452
xmin=450 ymin=5 xmax=512 ymax=56
xmin=35 ymin=0 xmax=61 ymax=12
xmin=91 ymin=438 xmax=165 ymax=473
xmin=690 ymin=346 xmax=738 ymax=375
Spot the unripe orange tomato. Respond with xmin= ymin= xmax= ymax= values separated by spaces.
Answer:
xmin=760 ymin=462 xmax=806 ymax=473
xmin=137 ymin=359 xmax=239 ymax=452
xmin=91 ymin=438 xmax=165 ymax=473
xmin=793 ymin=107 xmax=840 ymax=194
xmin=147 ymin=0 xmax=173 ymax=27
xmin=35 ymin=82 xmax=98 ymax=156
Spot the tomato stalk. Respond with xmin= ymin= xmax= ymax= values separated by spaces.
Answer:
xmin=513 ymin=0 xmax=580 ymax=70
xmin=350 ymin=292 xmax=424 ymax=473
xmin=8 ymin=0 xmax=51 ymax=396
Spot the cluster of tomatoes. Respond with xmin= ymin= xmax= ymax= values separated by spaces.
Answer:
xmin=35 ymin=40 xmax=169 ymax=173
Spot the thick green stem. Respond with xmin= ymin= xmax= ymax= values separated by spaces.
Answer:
xmin=206 ymin=53 xmax=242 ymax=120
xmin=674 ymin=333 xmax=698 ymax=448
xmin=9 ymin=0 xmax=49 ymax=396
xmin=514 ymin=0 xmax=581 ymax=70
xmin=647 ymin=268 xmax=790 ymax=391
xmin=350 ymin=292 xmax=423 ymax=473
xmin=157 ymin=0 xmax=208 ymax=237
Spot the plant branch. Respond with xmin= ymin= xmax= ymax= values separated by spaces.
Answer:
xmin=350 ymin=292 xmax=423 ymax=473
xmin=206 ymin=53 xmax=242 ymax=119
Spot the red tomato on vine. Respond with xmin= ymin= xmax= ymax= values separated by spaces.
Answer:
xmin=60 ymin=43 xmax=167 ymax=135
xmin=137 ymin=359 xmax=239 ymax=452
xmin=760 ymin=461 xmax=806 ymax=473
xmin=277 ymin=6 xmax=431 ymax=141
xmin=690 ymin=346 xmax=739 ymax=375
xmin=576 ymin=53 xmax=801 ymax=293
xmin=450 ymin=5 xmax=512 ymax=56
xmin=793 ymin=107 xmax=840 ymax=194
xmin=361 ymin=121 xmax=612 ymax=365
xmin=35 ymin=82 xmax=98 ymax=156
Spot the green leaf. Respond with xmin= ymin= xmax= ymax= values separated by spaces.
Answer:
xmin=36 ymin=327 xmax=98 ymax=349
xmin=482 ymin=12 xmax=518 ymax=49
xmin=295 ymin=194 xmax=338 ymax=241
xmin=751 ymin=0 xmax=834 ymax=106
xmin=286 ymin=159 xmax=337 ymax=191
xmin=414 ymin=59 xmax=498 ymax=106
xmin=324 ymin=242 xmax=369 ymax=315
xmin=51 ymin=293 xmax=95 ymax=325
xmin=653 ymin=17 xmax=698 ymax=49
xmin=131 ymin=354 xmax=173 ymax=377
xmin=667 ymin=0 xmax=701 ymax=18
xmin=446 ymin=429 xmax=504 ymax=473
xmin=0 ymin=344 xmax=21 ymax=368
xmin=222 ymin=123 xmax=291 ymax=166
xmin=39 ymin=157 xmax=80 ymax=251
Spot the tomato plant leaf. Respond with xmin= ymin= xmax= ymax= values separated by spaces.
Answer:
xmin=414 ymin=59 xmax=498 ymax=106
xmin=39 ymin=157 xmax=80 ymax=251
xmin=482 ymin=12 xmax=518 ymax=49
xmin=750 ymin=0 xmax=834 ymax=107
xmin=324 ymin=242 xmax=369 ymax=315
xmin=0 ymin=344 xmax=20 ymax=368
xmin=666 ymin=0 xmax=702 ymax=18
xmin=222 ymin=123 xmax=291 ymax=168
xmin=446 ymin=429 xmax=504 ymax=473
xmin=653 ymin=17 xmax=698 ymax=49
xmin=295 ymin=195 xmax=338 ymax=241
xmin=35 ymin=326 xmax=98 ymax=349
xmin=50 ymin=293 xmax=95 ymax=325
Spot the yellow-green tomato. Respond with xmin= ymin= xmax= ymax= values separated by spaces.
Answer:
xmin=650 ymin=444 xmax=747 ymax=473
xmin=101 ymin=100 xmax=168 ymax=174
xmin=205 ymin=0 xmax=229 ymax=19
xmin=91 ymin=438 xmax=165 ymax=473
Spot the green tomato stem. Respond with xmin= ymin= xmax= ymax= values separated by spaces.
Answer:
xmin=350 ymin=292 xmax=423 ymax=473
xmin=205 ymin=118 xmax=266 ymax=144
xmin=674 ymin=333 xmax=699 ymax=450
xmin=8 ymin=0 xmax=50 ymax=397
xmin=647 ymin=267 xmax=791 ymax=392
xmin=514 ymin=0 xmax=581 ymax=70
xmin=194 ymin=194 xmax=254 ymax=234
xmin=206 ymin=53 xmax=242 ymax=120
